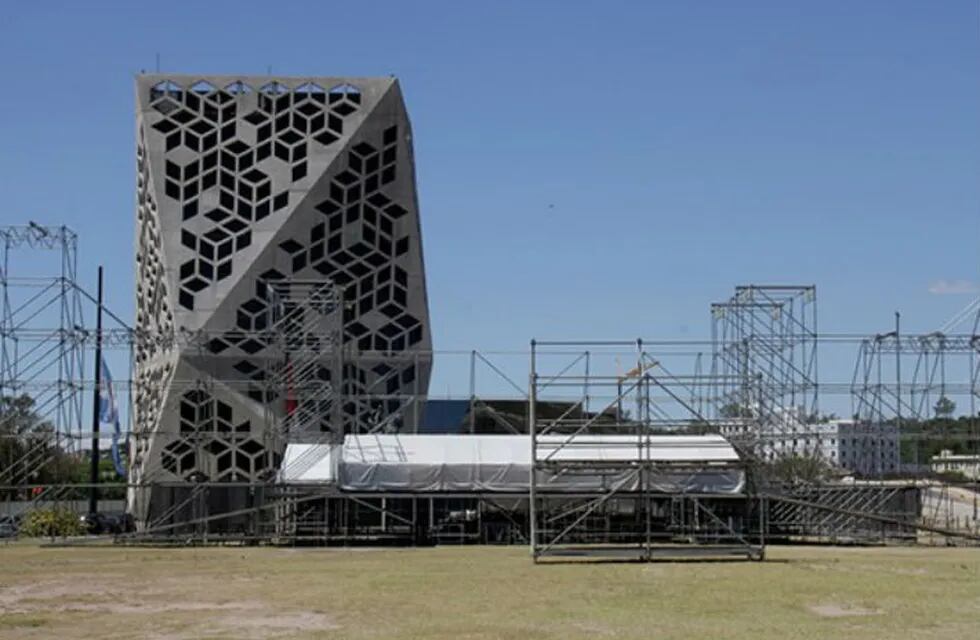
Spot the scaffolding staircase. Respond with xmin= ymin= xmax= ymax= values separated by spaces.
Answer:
xmin=264 ymin=280 xmax=343 ymax=445
xmin=767 ymin=484 xmax=916 ymax=542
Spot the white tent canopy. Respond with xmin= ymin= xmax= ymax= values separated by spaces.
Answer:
xmin=534 ymin=433 xmax=741 ymax=463
xmin=281 ymin=434 xmax=744 ymax=494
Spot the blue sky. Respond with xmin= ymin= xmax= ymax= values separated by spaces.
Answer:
xmin=0 ymin=1 xmax=977 ymax=406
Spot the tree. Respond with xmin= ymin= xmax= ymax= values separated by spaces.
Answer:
xmin=719 ymin=403 xmax=753 ymax=419
xmin=0 ymin=394 xmax=72 ymax=497
xmin=767 ymin=453 xmax=835 ymax=485
xmin=0 ymin=394 xmax=53 ymax=438
xmin=933 ymin=396 xmax=956 ymax=418
xmin=684 ymin=420 xmax=714 ymax=435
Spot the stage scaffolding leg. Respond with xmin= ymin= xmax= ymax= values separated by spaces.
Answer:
xmin=529 ymin=339 xmax=538 ymax=560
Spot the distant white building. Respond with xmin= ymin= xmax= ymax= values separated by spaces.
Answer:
xmin=930 ymin=450 xmax=980 ymax=480
xmin=718 ymin=409 xmax=900 ymax=476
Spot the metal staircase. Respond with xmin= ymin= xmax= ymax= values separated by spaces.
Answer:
xmin=264 ymin=280 xmax=343 ymax=445
xmin=767 ymin=484 xmax=917 ymax=542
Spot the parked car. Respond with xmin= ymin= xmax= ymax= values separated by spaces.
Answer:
xmin=80 ymin=511 xmax=135 ymax=535
xmin=0 ymin=515 xmax=18 ymax=538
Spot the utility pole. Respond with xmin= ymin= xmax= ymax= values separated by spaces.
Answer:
xmin=88 ymin=266 xmax=103 ymax=516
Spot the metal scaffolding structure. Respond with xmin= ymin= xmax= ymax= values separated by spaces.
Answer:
xmin=528 ymin=340 xmax=765 ymax=562
xmin=0 ymin=225 xmax=86 ymax=494
xmin=851 ymin=328 xmax=980 ymax=461
xmin=263 ymin=279 xmax=343 ymax=439
xmin=2 ymin=229 xmax=977 ymax=549
xmin=711 ymin=285 xmax=818 ymax=458
xmin=848 ymin=316 xmax=980 ymax=532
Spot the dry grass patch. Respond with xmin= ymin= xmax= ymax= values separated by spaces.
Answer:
xmin=0 ymin=543 xmax=977 ymax=639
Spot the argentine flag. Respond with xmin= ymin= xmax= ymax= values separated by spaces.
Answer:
xmin=99 ymin=358 xmax=126 ymax=477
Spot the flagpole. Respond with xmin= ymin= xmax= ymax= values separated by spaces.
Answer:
xmin=88 ymin=266 xmax=103 ymax=517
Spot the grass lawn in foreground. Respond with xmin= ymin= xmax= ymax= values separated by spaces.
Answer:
xmin=0 ymin=543 xmax=978 ymax=639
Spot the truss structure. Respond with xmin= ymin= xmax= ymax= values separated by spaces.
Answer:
xmin=0 ymin=225 xmax=86 ymax=494
xmin=852 ymin=332 xmax=979 ymax=430
xmin=711 ymin=285 xmax=818 ymax=458
xmin=851 ymin=318 xmax=980 ymax=488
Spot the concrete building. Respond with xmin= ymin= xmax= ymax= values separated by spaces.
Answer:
xmin=930 ymin=450 xmax=980 ymax=480
xmin=720 ymin=410 xmax=900 ymax=476
xmin=131 ymin=75 xmax=432 ymax=526
xmin=763 ymin=419 xmax=899 ymax=476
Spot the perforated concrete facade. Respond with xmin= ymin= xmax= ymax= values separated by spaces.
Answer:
xmin=131 ymin=75 xmax=431 ymax=525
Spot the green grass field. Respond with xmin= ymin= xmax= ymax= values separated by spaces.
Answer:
xmin=1 ymin=543 xmax=978 ymax=639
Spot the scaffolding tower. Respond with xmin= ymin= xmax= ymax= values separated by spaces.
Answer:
xmin=0 ymin=225 xmax=86 ymax=495
xmin=711 ymin=285 xmax=818 ymax=458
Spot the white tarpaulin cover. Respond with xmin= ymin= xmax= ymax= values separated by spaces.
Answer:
xmin=535 ymin=433 xmax=742 ymax=463
xmin=326 ymin=434 xmax=744 ymax=494
xmin=280 ymin=443 xmax=340 ymax=484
